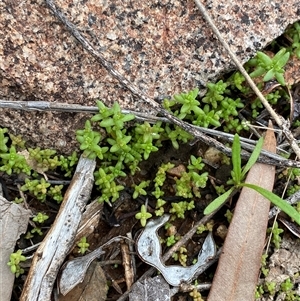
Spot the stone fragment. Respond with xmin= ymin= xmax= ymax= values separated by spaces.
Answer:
xmin=0 ymin=0 xmax=299 ymax=152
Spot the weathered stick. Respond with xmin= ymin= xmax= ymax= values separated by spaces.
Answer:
xmin=20 ymin=155 xmax=96 ymax=301
xmin=0 ymin=98 xmax=298 ymax=167
xmin=0 ymin=99 xmax=165 ymax=123
xmin=0 ymin=196 xmax=31 ymax=301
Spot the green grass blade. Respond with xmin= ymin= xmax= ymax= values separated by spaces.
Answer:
xmin=204 ymin=187 xmax=235 ymax=215
xmin=232 ymin=134 xmax=242 ymax=184
xmin=242 ymin=183 xmax=300 ymax=225
xmin=241 ymin=137 xmax=264 ymax=179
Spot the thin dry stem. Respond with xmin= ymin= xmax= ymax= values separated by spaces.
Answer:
xmin=0 ymin=98 xmax=298 ymax=167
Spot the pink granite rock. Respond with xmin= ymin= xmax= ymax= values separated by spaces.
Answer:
xmin=0 ymin=0 xmax=299 ymax=152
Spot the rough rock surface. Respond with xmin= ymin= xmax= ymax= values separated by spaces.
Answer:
xmin=0 ymin=0 xmax=299 ymax=153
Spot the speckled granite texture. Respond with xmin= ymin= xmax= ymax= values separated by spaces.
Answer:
xmin=0 ymin=0 xmax=299 ymax=152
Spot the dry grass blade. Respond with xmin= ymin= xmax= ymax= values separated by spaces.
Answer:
xmin=207 ymin=123 xmax=276 ymax=301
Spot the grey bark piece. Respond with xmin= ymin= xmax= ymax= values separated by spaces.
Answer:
xmin=136 ymin=215 xmax=216 ymax=287
xmin=0 ymin=196 xmax=31 ymax=301
xmin=129 ymin=276 xmax=173 ymax=301
xmin=20 ymin=155 xmax=96 ymax=301
xmin=58 ymin=247 xmax=105 ymax=295
xmin=0 ymin=0 xmax=299 ymax=153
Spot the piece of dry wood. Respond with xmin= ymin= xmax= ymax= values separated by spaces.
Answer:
xmin=58 ymin=261 xmax=107 ymax=301
xmin=71 ymin=198 xmax=103 ymax=252
xmin=0 ymin=196 xmax=31 ymax=301
xmin=20 ymin=155 xmax=96 ymax=301
xmin=58 ymin=247 xmax=105 ymax=295
xmin=207 ymin=124 xmax=277 ymax=301
xmin=120 ymin=241 xmax=134 ymax=290
xmin=129 ymin=275 xmax=173 ymax=301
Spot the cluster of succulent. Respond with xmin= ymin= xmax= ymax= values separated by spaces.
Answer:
xmin=25 ymin=212 xmax=50 ymax=237
xmin=165 ymin=233 xmax=179 ymax=247
xmin=20 ymin=177 xmax=63 ymax=203
xmin=141 ymin=157 xmax=207 ymax=219
xmin=74 ymin=97 xmax=299 ymax=223
xmin=0 ymin=128 xmax=75 ymax=177
xmin=59 ymin=151 xmax=78 ymax=177
xmin=196 ymin=221 xmax=214 ymax=234
xmin=249 ymin=89 xmax=289 ymax=118
xmin=248 ymin=48 xmax=290 ymax=86
xmin=189 ymin=288 xmax=204 ymax=301
xmin=131 ymin=155 xmax=208 ymax=224
xmin=286 ymin=21 xmax=300 ymax=58
xmin=163 ymin=83 xmax=245 ymax=133
xmin=0 ymin=130 xmax=31 ymax=175
xmin=256 ymin=276 xmax=300 ymax=300
xmin=256 ymin=253 xmax=299 ymax=299
xmin=278 ymin=167 xmax=300 ymax=198
xmin=75 ymin=98 xmax=210 ymax=206
xmin=32 ymin=212 xmax=49 ymax=224
xmin=0 ymin=128 xmax=77 ymax=206
xmin=169 ymin=200 xmax=195 ymax=219
xmin=28 ymin=147 xmax=61 ymax=172
xmin=172 ymin=246 xmax=188 ymax=266
xmin=77 ymin=236 xmax=90 ymax=254
xmin=225 ymin=29 xmax=297 ymax=118
xmin=175 ymin=155 xmax=208 ymax=198
xmin=267 ymin=221 xmax=284 ymax=249
xmin=132 ymin=180 xmax=150 ymax=199
xmin=0 ymin=145 xmax=31 ymax=176
xmin=0 ymin=127 xmax=9 ymax=152
xmin=76 ymin=101 xmax=165 ymax=204
xmin=287 ymin=184 xmax=300 ymax=197
xmin=135 ymin=204 xmax=152 ymax=227
xmin=7 ymin=250 xmax=26 ymax=278
xmin=152 ymin=162 xmax=174 ymax=216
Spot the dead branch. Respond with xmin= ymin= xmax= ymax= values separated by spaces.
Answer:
xmin=0 ymin=98 xmax=299 ymax=167
xmin=20 ymin=156 xmax=96 ymax=301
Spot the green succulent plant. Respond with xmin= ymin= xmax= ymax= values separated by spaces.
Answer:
xmin=0 ymin=127 xmax=9 ymax=152
xmin=7 ymin=250 xmax=26 ymax=277
xmin=135 ymin=204 xmax=152 ymax=227
xmin=33 ymin=212 xmax=49 ymax=224
xmin=0 ymin=146 xmax=31 ymax=175
xmin=132 ymin=180 xmax=150 ymax=199
xmin=249 ymin=48 xmax=290 ymax=86
xmin=76 ymin=120 xmax=108 ymax=159
xmin=77 ymin=236 xmax=90 ymax=254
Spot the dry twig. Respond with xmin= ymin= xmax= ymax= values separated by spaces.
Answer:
xmin=20 ymin=156 xmax=96 ymax=301
xmin=0 ymin=98 xmax=298 ymax=167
